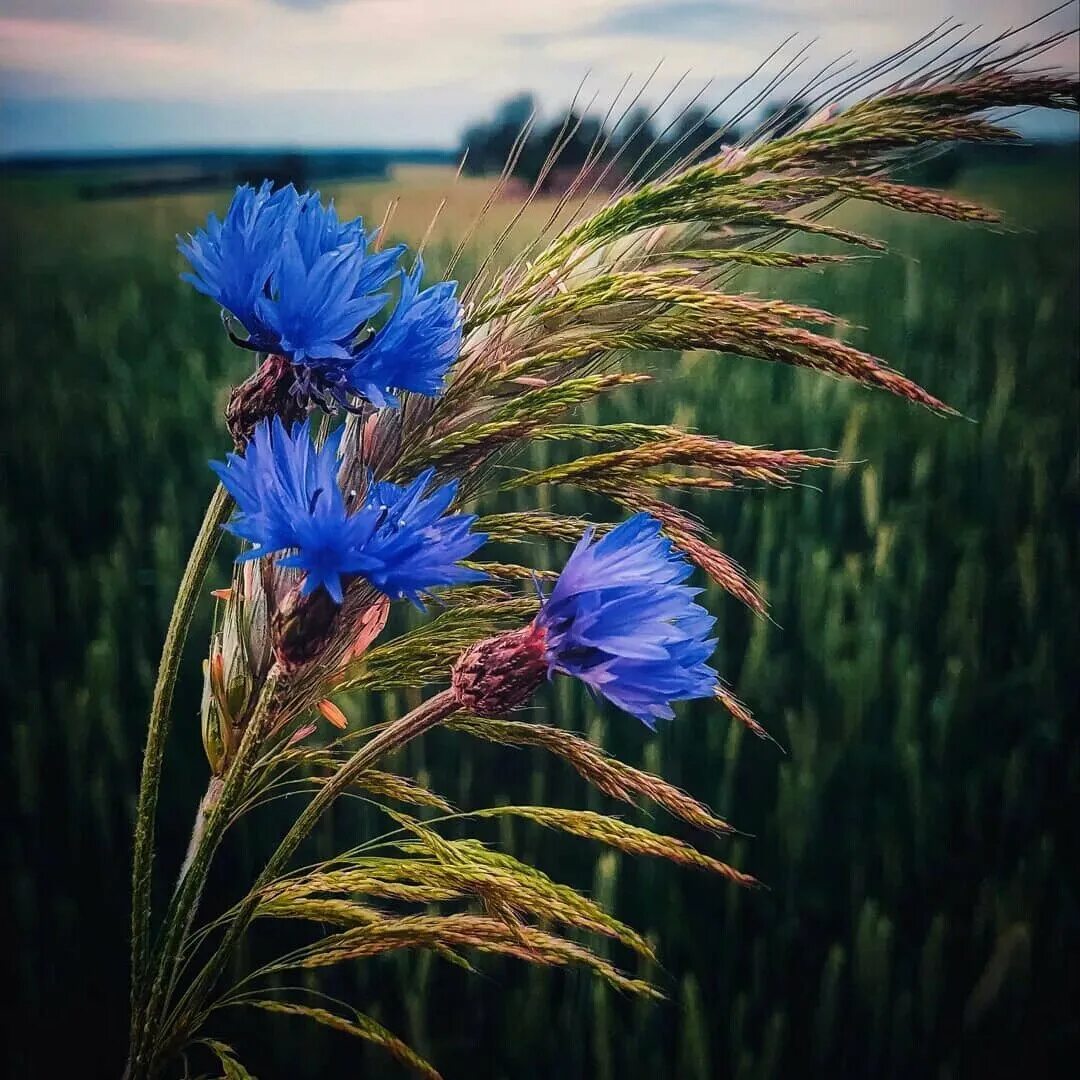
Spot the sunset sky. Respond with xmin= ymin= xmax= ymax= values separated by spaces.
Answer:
xmin=1 ymin=0 xmax=1076 ymax=154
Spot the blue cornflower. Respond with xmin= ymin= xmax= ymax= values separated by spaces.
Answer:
xmin=179 ymin=181 xmax=298 ymax=342
xmin=358 ymin=472 xmax=487 ymax=603
xmin=534 ymin=514 xmax=719 ymax=727
xmin=210 ymin=417 xmax=486 ymax=604
xmin=253 ymin=233 xmax=390 ymax=367
xmin=255 ymin=198 xmax=404 ymax=370
xmin=180 ymin=184 xmax=464 ymax=412
xmin=348 ymin=258 xmax=464 ymax=408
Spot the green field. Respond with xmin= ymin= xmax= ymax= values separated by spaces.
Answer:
xmin=2 ymin=155 xmax=1077 ymax=1078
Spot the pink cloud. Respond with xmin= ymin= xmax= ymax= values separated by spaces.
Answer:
xmin=0 ymin=16 xmax=194 ymax=74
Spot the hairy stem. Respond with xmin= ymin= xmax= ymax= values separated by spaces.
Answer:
xmin=128 ymin=483 xmax=231 ymax=1064
xmin=133 ymin=668 xmax=282 ymax=1080
xmin=162 ymin=689 xmax=461 ymax=1057
xmin=175 ymin=776 xmax=226 ymax=891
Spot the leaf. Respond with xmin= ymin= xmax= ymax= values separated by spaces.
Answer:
xmin=200 ymin=1040 xmax=258 ymax=1080
xmin=239 ymin=1000 xmax=442 ymax=1080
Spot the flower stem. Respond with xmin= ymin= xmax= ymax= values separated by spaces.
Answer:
xmin=162 ymin=689 xmax=461 ymax=1056
xmin=133 ymin=667 xmax=282 ymax=1080
xmin=127 ymin=483 xmax=231 ymax=1074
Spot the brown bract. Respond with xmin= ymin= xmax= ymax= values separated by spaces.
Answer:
xmin=225 ymin=353 xmax=304 ymax=449
xmin=451 ymin=623 xmax=549 ymax=717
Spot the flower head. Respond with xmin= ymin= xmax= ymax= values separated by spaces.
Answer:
xmin=179 ymin=181 xmax=297 ymax=341
xmin=210 ymin=417 xmax=485 ymax=604
xmin=534 ymin=514 xmax=719 ymax=726
xmin=182 ymin=184 xmax=474 ymax=410
xmin=449 ymin=514 xmax=719 ymax=726
xmin=360 ymin=470 xmax=487 ymax=603
xmin=254 ymin=195 xmax=404 ymax=370
xmin=348 ymin=258 xmax=464 ymax=408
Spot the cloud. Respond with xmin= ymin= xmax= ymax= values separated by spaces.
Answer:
xmin=592 ymin=1 xmax=823 ymax=39
xmin=267 ymin=0 xmax=351 ymax=7
xmin=0 ymin=16 xmax=195 ymax=85
xmin=0 ymin=0 xmax=1074 ymax=153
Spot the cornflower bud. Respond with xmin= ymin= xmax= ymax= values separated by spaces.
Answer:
xmin=199 ymin=563 xmax=276 ymax=772
xmin=270 ymin=577 xmax=342 ymax=671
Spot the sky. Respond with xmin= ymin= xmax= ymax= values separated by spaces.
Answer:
xmin=1 ymin=0 xmax=1076 ymax=154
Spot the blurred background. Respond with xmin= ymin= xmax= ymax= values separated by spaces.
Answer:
xmin=2 ymin=2 xmax=1078 ymax=1078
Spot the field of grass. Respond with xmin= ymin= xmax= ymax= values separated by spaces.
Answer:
xmin=2 ymin=156 xmax=1077 ymax=1078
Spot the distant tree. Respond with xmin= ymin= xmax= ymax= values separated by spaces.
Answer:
xmin=494 ymin=93 xmax=536 ymax=132
xmin=760 ymin=98 xmax=812 ymax=138
xmin=457 ymin=93 xmax=745 ymax=193
xmin=614 ymin=105 xmax=662 ymax=183
xmin=519 ymin=111 xmax=609 ymax=191
xmin=459 ymin=93 xmax=537 ymax=176
xmin=667 ymin=104 xmax=724 ymax=166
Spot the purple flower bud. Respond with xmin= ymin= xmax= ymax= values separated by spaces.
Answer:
xmin=451 ymin=624 xmax=550 ymax=717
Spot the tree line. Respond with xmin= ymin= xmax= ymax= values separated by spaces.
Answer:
xmin=458 ymin=93 xmax=811 ymax=190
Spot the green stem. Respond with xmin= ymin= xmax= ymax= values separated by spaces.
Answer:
xmin=127 ymin=483 xmax=231 ymax=1075
xmin=135 ymin=668 xmax=283 ymax=1080
xmin=162 ymin=689 xmax=461 ymax=1058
